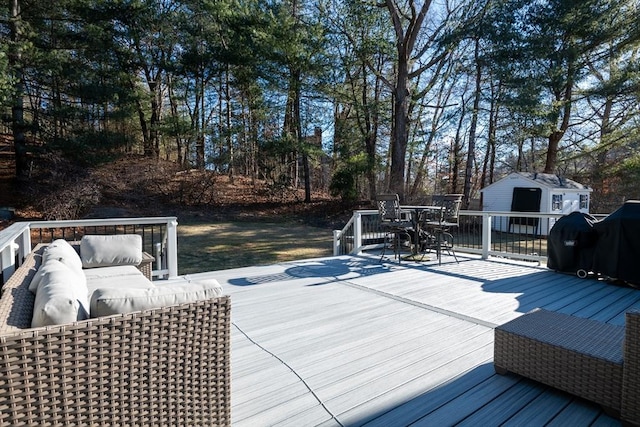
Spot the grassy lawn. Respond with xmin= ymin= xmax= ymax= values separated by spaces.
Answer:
xmin=177 ymin=221 xmax=334 ymax=275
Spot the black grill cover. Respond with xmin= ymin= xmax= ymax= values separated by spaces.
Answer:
xmin=547 ymin=211 xmax=598 ymax=273
xmin=593 ymin=200 xmax=640 ymax=284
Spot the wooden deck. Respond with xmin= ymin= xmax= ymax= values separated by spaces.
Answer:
xmin=180 ymin=252 xmax=640 ymax=426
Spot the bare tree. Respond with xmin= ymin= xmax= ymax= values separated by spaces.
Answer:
xmin=382 ymin=0 xmax=463 ymax=200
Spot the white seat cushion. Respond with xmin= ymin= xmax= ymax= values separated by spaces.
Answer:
xmin=84 ymin=265 xmax=154 ymax=297
xmin=90 ymin=279 xmax=224 ymax=317
xmin=83 ymin=264 xmax=151 ymax=280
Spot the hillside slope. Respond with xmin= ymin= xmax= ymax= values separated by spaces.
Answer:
xmin=1 ymin=155 xmax=362 ymax=229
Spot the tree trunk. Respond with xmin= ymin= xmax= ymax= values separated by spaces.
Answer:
xmin=544 ymin=58 xmax=574 ymax=173
xmin=385 ymin=0 xmax=440 ymax=201
xmin=149 ymin=79 xmax=161 ymax=160
xmin=390 ymin=64 xmax=409 ymax=199
xmin=10 ymin=0 xmax=29 ymax=181
xmin=167 ymin=74 xmax=184 ymax=167
xmin=410 ymin=126 xmax=436 ymax=198
xmin=365 ymin=138 xmax=377 ymax=200
xmin=135 ymin=86 xmax=151 ymax=157
xmin=451 ymin=102 xmax=465 ymax=194
xmin=195 ymin=75 xmax=205 ymax=169
xmin=543 ymin=131 xmax=562 ymax=173
xmin=225 ymin=65 xmax=234 ymax=180
xmin=591 ymin=96 xmax=613 ymax=211
xmin=362 ymin=61 xmax=380 ymax=200
xmin=463 ymin=39 xmax=482 ymax=208
xmin=410 ymin=61 xmax=455 ymax=198
xmin=481 ymin=80 xmax=500 ymax=193
xmin=302 ymin=152 xmax=311 ymax=202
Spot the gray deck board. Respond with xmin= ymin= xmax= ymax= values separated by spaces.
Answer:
xmin=500 ymin=388 xmax=577 ymax=426
xmin=546 ymin=399 xmax=611 ymax=426
xmin=455 ymin=380 xmax=547 ymax=426
xmin=184 ymin=252 xmax=640 ymax=426
xmin=408 ymin=371 xmax=532 ymax=426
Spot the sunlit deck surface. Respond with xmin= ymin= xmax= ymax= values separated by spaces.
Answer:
xmin=179 ymin=253 xmax=640 ymax=426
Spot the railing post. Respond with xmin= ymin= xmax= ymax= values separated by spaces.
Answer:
xmin=1 ymin=244 xmax=16 ymax=284
xmin=333 ymin=230 xmax=341 ymax=256
xmin=155 ymin=243 xmax=163 ymax=273
xmin=19 ymin=228 xmax=31 ymax=262
xmin=353 ymin=212 xmax=363 ymax=255
xmin=482 ymin=213 xmax=492 ymax=259
xmin=166 ymin=218 xmax=179 ymax=278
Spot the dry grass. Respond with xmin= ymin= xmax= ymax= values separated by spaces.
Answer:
xmin=177 ymin=221 xmax=334 ymax=274
xmin=0 ymin=155 xmax=356 ymax=269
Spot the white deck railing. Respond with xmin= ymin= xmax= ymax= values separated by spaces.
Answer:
xmin=0 ymin=217 xmax=178 ymax=284
xmin=333 ymin=209 xmax=595 ymax=263
xmin=1 ymin=210 xmax=605 ymax=285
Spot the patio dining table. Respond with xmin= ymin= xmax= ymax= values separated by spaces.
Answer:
xmin=401 ymin=205 xmax=443 ymax=260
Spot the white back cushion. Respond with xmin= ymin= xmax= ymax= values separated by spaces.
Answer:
xmin=81 ymin=234 xmax=143 ymax=268
xmin=30 ymin=239 xmax=84 ymax=290
xmin=43 ymin=239 xmax=84 ymax=272
xmin=31 ymin=259 xmax=89 ymax=327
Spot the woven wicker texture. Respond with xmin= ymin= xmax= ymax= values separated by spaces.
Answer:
xmin=138 ymin=252 xmax=154 ymax=280
xmin=0 ymin=246 xmax=42 ymax=334
xmin=622 ymin=310 xmax=640 ymax=425
xmin=494 ymin=309 xmax=625 ymax=414
xmin=0 ymin=246 xmax=231 ymax=426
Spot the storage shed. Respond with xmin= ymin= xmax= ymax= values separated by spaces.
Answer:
xmin=480 ymin=172 xmax=592 ymax=235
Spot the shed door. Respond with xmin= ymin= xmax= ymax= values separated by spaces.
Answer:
xmin=511 ymin=187 xmax=542 ymax=212
xmin=510 ymin=187 xmax=542 ymax=232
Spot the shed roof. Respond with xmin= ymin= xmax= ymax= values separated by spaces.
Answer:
xmin=481 ymin=172 xmax=591 ymax=192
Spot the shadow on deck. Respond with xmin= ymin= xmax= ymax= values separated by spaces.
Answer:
xmin=188 ymin=253 xmax=639 ymax=426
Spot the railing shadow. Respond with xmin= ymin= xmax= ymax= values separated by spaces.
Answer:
xmin=226 ymin=253 xmax=640 ymax=326
xmin=227 ymin=256 xmax=394 ymax=287
xmin=405 ymin=255 xmax=640 ymax=324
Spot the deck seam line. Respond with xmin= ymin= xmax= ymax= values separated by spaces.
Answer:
xmin=232 ymin=321 xmax=345 ymax=427
xmin=341 ymin=280 xmax=499 ymax=329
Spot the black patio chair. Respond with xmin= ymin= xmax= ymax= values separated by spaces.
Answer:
xmin=376 ymin=194 xmax=413 ymax=263
xmin=421 ymin=194 xmax=462 ymax=264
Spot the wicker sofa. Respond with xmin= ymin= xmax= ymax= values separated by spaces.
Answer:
xmin=494 ymin=308 xmax=639 ymax=426
xmin=0 ymin=243 xmax=231 ymax=426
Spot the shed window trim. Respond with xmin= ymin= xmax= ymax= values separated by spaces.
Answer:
xmin=552 ymin=194 xmax=563 ymax=210
xmin=580 ymin=194 xmax=589 ymax=210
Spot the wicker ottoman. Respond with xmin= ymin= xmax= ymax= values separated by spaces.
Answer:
xmin=494 ymin=309 xmax=625 ymax=417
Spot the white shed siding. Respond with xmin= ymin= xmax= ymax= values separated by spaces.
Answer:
xmin=547 ymin=190 xmax=591 ymax=232
xmin=481 ymin=174 xmax=533 ymax=212
xmin=481 ymin=172 xmax=591 ymax=236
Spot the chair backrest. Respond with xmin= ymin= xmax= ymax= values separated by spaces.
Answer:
xmin=431 ymin=194 xmax=445 ymax=207
xmin=376 ymin=194 xmax=402 ymax=222
xmin=442 ymin=194 xmax=463 ymax=224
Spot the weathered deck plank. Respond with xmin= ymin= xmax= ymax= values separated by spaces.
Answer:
xmin=191 ymin=253 xmax=640 ymax=426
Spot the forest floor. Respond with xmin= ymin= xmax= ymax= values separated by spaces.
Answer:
xmin=0 ymin=152 xmax=367 ymax=271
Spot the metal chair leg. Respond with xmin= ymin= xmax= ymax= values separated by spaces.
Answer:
xmin=380 ymin=231 xmax=402 ymax=263
xmin=380 ymin=231 xmax=391 ymax=263
xmin=380 ymin=229 xmax=412 ymax=264
xmin=442 ymin=231 xmax=459 ymax=263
